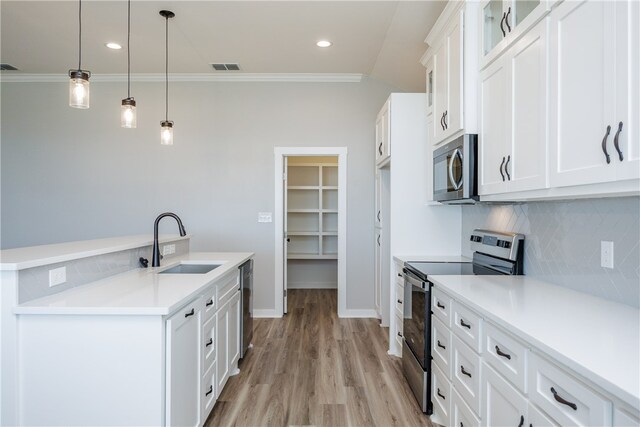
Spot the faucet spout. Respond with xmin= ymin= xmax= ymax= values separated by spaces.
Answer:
xmin=152 ymin=212 xmax=187 ymax=267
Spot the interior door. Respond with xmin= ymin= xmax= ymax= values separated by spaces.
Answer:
xmin=283 ymin=156 xmax=289 ymax=315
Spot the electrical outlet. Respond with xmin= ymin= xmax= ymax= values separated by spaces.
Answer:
xmin=258 ymin=212 xmax=272 ymax=223
xmin=601 ymin=241 xmax=614 ymax=269
xmin=49 ymin=266 xmax=67 ymax=287
xmin=162 ymin=244 xmax=176 ymax=256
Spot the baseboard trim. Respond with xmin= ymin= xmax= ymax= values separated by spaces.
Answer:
xmin=287 ymin=281 xmax=337 ymax=289
xmin=253 ymin=309 xmax=281 ymax=318
xmin=341 ymin=309 xmax=378 ymax=318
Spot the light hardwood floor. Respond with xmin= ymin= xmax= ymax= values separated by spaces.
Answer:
xmin=205 ymin=289 xmax=433 ymax=427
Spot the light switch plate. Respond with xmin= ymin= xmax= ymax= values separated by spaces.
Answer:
xmin=258 ymin=212 xmax=272 ymax=223
xmin=601 ymin=241 xmax=614 ymax=269
xmin=49 ymin=266 xmax=67 ymax=287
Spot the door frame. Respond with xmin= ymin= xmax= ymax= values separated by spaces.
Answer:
xmin=274 ymin=147 xmax=348 ymax=318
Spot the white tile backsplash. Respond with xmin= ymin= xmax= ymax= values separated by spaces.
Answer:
xmin=462 ymin=197 xmax=640 ymax=307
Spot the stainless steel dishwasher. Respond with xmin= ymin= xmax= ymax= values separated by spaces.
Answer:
xmin=239 ymin=259 xmax=253 ymax=358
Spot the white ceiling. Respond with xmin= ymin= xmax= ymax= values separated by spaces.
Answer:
xmin=0 ymin=1 xmax=445 ymax=92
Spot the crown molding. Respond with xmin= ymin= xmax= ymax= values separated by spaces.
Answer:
xmin=0 ymin=73 xmax=365 ymax=83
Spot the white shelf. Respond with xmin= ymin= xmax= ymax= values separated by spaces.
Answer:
xmin=287 ymin=253 xmax=338 ymax=260
xmin=287 ymin=186 xmax=320 ymax=190
xmin=287 ymin=209 xmax=320 ymax=213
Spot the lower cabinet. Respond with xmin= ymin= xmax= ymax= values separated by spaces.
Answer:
xmin=452 ymin=387 xmax=481 ymax=427
xmin=229 ymin=291 xmax=241 ymax=368
xmin=216 ymin=298 xmax=230 ymax=396
xmin=166 ymin=299 xmax=203 ymax=427
xmin=482 ymin=362 xmax=527 ymax=427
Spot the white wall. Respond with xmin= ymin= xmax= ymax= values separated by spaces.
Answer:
xmin=0 ymin=79 xmax=396 ymax=312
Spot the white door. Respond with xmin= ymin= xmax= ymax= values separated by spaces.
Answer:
xmin=482 ymin=362 xmax=527 ymax=427
xmin=479 ymin=54 xmax=509 ymax=195
xmin=166 ymin=301 xmax=201 ymax=427
xmin=283 ymin=156 xmax=289 ymax=315
xmin=508 ymin=18 xmax=548 ymax=192
xmin=433 ymin=40 xmax=449 ymax=145
xmin=549 ymin=0 xmax=617 ymax=188
xmin=216 ymin=302 xmax=229 ymax=396
xmin=229 ymin=291 xmax=241 ymax=367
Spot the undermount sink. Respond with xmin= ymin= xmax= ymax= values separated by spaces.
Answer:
xmin=158 ymin=263 xmax=221 ymax=275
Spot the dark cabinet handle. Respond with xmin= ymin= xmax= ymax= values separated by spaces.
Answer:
xmin=437 ymin=340 xmax=446 ymax=350
xmin=184 ymin=308 xmax=195 ymax=318
xmin=505 ymin=155 xmax=511 ymax=181
xmin=206 ymin=299 xmax=213 ymax=307
xmin=441 ymin=112 xmax=446 ymax=130
xmin=518 ymin=415 xmax=524 ymax=427
xmin=602 ymin=125 xmax=612 ymax=164
xmin=397 ymin=273 xmax=402 ymax=277
xmin=613 ymin=121 xmax=624 ymax=161
xmin=205 ymin=385 xmax=213 ymax=396
xmin=437 ymin=302 xmax=445 ymax=309
xmin=460 ymin=365 xmax=472 ymax=378
xmin=444 ymin=111 xmax=448 ymax=129
xmin=495 ymin=345 xmax=512 ymax=360
xmin=377 ymin=235 xmax=381 ymax=246
xmin=397 ymin=299 xmax=402 ymax=304
xmin=505 ymin=7 xmax=512 ymax=32
xmin=377 ymin=210 xmax=381 ymax=221
xmin=500 ymin=12 xmax=506 ymax=37
xmin=460 ymin=423 xmax=464 ymax=427
xmin=437 ymin=388 xmax=446 ymax=400
xmin=286 ymin=238 xmax=290 ymax=242
xmin=206 ymin=338 xmax=213 ymax=347
xmin=397 ymin=332 xmax=403 ymax=337
xmin=550 ymin=387 xmax=577 ymax=410
xmin=500 ymin=156 xmax=506 ymax=181
xmin=460 ymin=319 xmax=471 ymax=329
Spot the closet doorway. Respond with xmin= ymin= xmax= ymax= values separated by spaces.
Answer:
xmin=274 ymin=147 xmax=347 ymax=317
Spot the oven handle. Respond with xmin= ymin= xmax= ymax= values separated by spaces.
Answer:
xmin=448 ymin=148 xmax=463 ymax=191
xmin=403 ymin=269 xmax=427 ymax=290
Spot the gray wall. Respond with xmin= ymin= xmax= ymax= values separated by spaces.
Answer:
xmin=461 ymin=198 xmax=640 ymax=307
xmin=1 ymin=78 xmax=396 ymax=312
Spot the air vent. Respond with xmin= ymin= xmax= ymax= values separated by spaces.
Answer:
xmin=0 ymin=64 xmax=19 ymax=71
xmin=211 ymin=63 xmax=240 ymax=71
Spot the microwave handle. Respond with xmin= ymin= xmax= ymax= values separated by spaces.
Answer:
xmin=448 ymin=148 xmax=463 ymax=190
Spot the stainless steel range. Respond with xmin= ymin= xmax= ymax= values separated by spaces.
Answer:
xmin=401 ymin=229 xmax=525 ymax=413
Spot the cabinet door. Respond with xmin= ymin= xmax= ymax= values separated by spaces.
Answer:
xmin=549 ymin=0 xmax=617 ymax=188
xmin=374 ymin=170 xmax=382 ymax=227
xmin=482 ymin=362 xmax=527 ymax=427
xmin=446 ymin=11 xmax=464 ymax=138
xmin=433 ymin=40 xmax=449 ymax=145
xmin=614 ymin=0 xmax=640 ymax=181
xmin=374 ymin=230 xmax=381 ymax=318
xmin=228 ymin=291 xmax=241 ymax=367
xmin=479 ymin=54 xmax=510 ymax=195
xmin=425 ymin=58 xmax=435 ymax=117
xmin=216 ymin=302 xmax=229 ymax=396
xmin=376 ymin=101 xmax=390 ymax=166
xmin=375 ymin=115 xmax=384 ymax=164
xmin=508 ymin=18 xmax=548 ymax=192
xmin=166 ymin=301 xmax=201 ymax=427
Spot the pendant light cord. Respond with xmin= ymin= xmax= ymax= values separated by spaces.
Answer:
xmin=127 ymin=0 xmax=131 ymax=98
xmin=165 ymin=14 xmax=169 ymax=121
xmin=78 ymin=0 xmax=82 ymax=71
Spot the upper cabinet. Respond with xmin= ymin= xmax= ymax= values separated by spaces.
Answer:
xmin=481 ymin=0 xmax=554 ymax=69
xmin=548 ymin=0 xmax=639 ymax=188
xmin=375 ymin=99 xmax=391 ymax=167
xmin=421 ymin=2 xmax=480 ymax=148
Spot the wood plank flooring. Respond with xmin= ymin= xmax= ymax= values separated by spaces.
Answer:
xmin=205 ymin=289 xmax=433 ymax=427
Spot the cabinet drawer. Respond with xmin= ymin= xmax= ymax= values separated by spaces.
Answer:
xmin=452 ymin=386 xmax=481 ymax=427
xmin=202 ymin=286 xmax=216 ymax=323
xmin=482 ymin=362 xmax=527 ymax=427
xmin=452 ymin=335 xmax=482 ymax=417
xmin=432 ymin=316 xmax=452 ymax=379
xmin=200 ymin=362 xmax=217 ymax=424
xmin=432 ymin=363 xmax=452 ymax=427
xmin=395 ymin=283 xmax=404 ymax=317
xmin=396 ymin=312 xmax=404 ymax=337
xmin=528 ymin=402 xmax=559 ymax=427
xmin=483 ymin=321 xmax=528 ymax=393
xmin=433 ymin=287 xmax=453 ymax=327
xmin=216 ymin=271 xmax=240 ymax=308
xmin=202 ymin=315 xmax=216 ymax=374
xmin=452 ymin=301 xmax=483 ymax=353
xmin=528 ymin=353 xmax=612 ymax=426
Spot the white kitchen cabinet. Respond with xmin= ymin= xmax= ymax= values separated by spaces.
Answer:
xmin=479 ymin=18 xmax=548 ymax=196
xmin=216 ymin=300 xmax=230 ymax=396
xmin=166 ymin=299 xmax=202 ymax=427
xmin=452 ymin=386 xmax=482 ymax=427
xmin=482 ymin=362 xmax=527 ymax=427
xmin=528 ymin=402 xmax=559 ymax=427
xmin=375 ymin=100 xmax=390 ymax=166
xmin=229 ymin=290 xmax=241 ymax=368
xmin=549 ymin=0 xmax=639 ymax=189
xmin=425 ymin=57 xmax=435 ymax=118
xmin=614 ymin=406 xmax=640 ymax=427
xmin=433 ymin=362 xmax=452 ymax=427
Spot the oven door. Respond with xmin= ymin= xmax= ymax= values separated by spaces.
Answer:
xmin=402 ymin=270 xmax=430 ymax=370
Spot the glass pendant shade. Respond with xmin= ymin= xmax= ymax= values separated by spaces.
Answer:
xmin=121 ymin=98 xmax=137 ymax=128
xmin=69 ymin=70 xmax=90 ymax=109
xmin=160 ymin=120 xmax=174 ymax=145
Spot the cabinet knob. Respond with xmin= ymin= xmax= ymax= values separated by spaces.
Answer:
xmin=495 ymin=345 xmax=512 ymax=360
xmin=518 ymin=415 xmax=524 ymax=427
xmin=460 ymin=318 xmax=471 ymax=329
xmin=397 ymin=299 xmax=402 ymax=304
xmin=460 ymin=365 xmax=472 ymax=378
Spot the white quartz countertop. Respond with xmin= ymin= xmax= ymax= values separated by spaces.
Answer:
xmin=430 ymin=274 xmax=640 ymax=409
xmin=0 ymin=234 xmax=190 ymax=271
xmin=393 ymin=254 xmax=472 ymax=264
xmin=14 ymin=252 xmax=253 ymax=316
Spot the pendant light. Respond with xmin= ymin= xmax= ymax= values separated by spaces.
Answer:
xmin=69 ymin=0 xmax=91 ymax=109
xmin=159 ymin=10 xmax=175 ymax=145
xmin=121 ymin=0 xmax=136 ymax=128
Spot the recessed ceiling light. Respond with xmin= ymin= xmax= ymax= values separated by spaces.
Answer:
xmin=316 ymin=40 xmax=332 ymax=48
xmin=105 ymin=42 xmax=122 ymax=50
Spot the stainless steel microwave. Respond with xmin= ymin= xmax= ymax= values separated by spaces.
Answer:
xmin=433 ymin=134 xmax=478 ymax=204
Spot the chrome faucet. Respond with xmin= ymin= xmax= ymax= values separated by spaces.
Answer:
xmin=152 ymin=212 xmax=187 ymax=267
